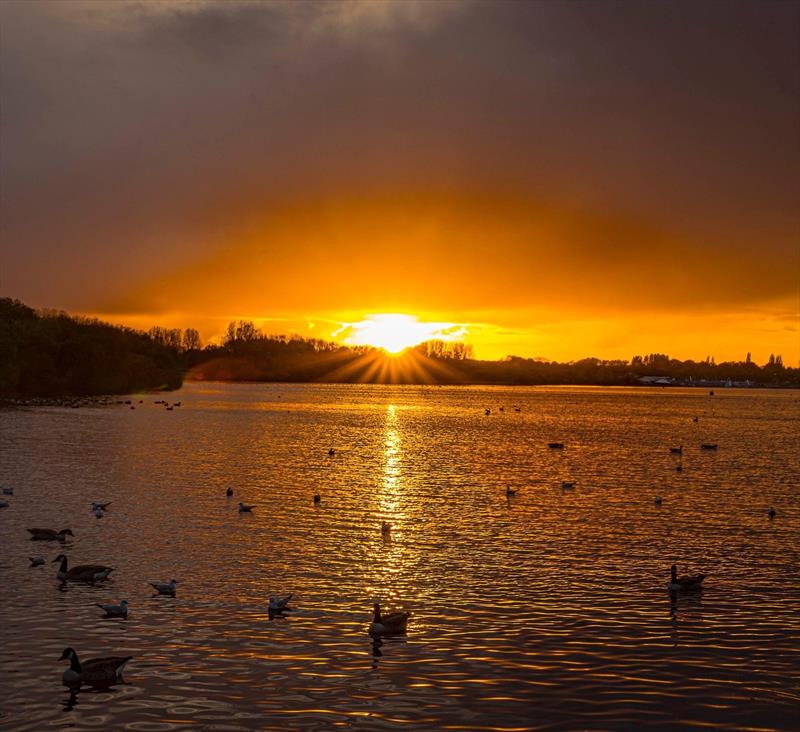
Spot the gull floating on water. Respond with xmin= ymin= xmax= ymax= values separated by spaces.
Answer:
xmin=239 ymin=501 xmax=255 ymax=513
xmin=96 ymin=599 xmax=129 ymax=617
xmin=149 ymin=579 xmax=177 ymax=595
xmin=59 ymin=647 xmax=133 ymax=686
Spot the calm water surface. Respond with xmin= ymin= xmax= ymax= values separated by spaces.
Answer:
xmin=1 ymin=383 xmax=799 ymax=731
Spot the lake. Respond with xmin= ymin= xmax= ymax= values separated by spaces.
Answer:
xmin=1 ymin=383 xmax=798 ymax=731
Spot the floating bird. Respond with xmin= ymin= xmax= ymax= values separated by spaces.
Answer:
xmin=506 ymin=486 xmax=517 ymax=497
xmin=768 ymin=507 xmax=777 ymax=519
xmin=548 ymin=442 xmax=565 ymax=449
xmin=166 ymin=406 xmax=174 ymax=411
xmin=268 ymin=594 xmax=293 ymax=611
xmin=692 ymin=416 xmax=699 ymax=423
xmin=701 ymin=443 xmax=718 ymax=450
xmin=53 ymin=555 xmax=114 ymax=582
xmin=27 ymin=528 xmax=73 ymax=541
xmin=485 ymin=408 xmax=491 ymax=415
xmin=59 ymin=647 xmax=133 ymax=686
xmin=238 ymin=501 xmax=255 ymax=513
xmin=676 ymin=463 xmax=683 ymax=472
xmin=369 ymin=602 xmax=409 ymax=635
xmin=96 ymin=599 xmax=129 ymax=618
xmin=2 ymin=487 xmax=12 ymax=495
xmin=514 ymin=407 xmax=521 ymax=412
xmin=149 ymin=579 xmax=177 ymax=595
xmin=29 ymin=555 xmax=45 ymax=566
xmin=669 ymin=446 xmax=683 ymax=455
xmin=91 ymin=502 xmax=112 ymax=511
xmin=381 ymin=521 xmax=392 ymax=534
xmin=313 ymin=494 xmax=321 ymax=504
xmin=0 ymin=500 xmax=9 ymax=508
xmin=226 ymin=487 xmax=233 ymax=497
xmin=173 ymin=401 xmax=182 ymax=407
xmin=328 ymin=447 xmax=336 ymax=456
xmin=561 ymin=481 xmax=575 ymax=490
xmin=655 ymin=496 xmax=663 ymax=505
xmin=668 ymin=564 xmax=705 ymax=592
xmin=499 ymin=406 xmax=505 ymax=412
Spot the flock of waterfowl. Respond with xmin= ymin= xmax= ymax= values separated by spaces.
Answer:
xmin=3 ymin=481 xmax=409 ymax=687
xmin=0 ymin=395 xmax=781 ymax=690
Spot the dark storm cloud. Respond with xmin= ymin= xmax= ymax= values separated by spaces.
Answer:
xmin=1 ymin=0 xmax=798 ymax=325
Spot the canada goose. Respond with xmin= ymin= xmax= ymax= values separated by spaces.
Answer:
xmin=669 ymin=446 xmax=683 ymax=455
xmin=268 ymin=594 xmax=292 ymax=611
xmin=548 ymin=442 xmax=565 ymax=449
xmin=313 ymin=494 xmax=321 ymax=504
xmin=668 ymin=564 xmax=705 ymax=592
xmin=768 ymin=507 xmax=777 ymax=519
xmin=27 ymin=528 xmax=73 ymax=541
xmin=150 ymin=579 xmax=177 ymax=595
xmin=226 ymin=487 xmax=233 ymax=497
xmin=29 ymin=555 xmax=45 ymax=566
xmin=369 ymin=603 xmax=409 ymax=635
xmin=701 ymin=443 xmax=718 ymax=451
xmin=96 ymin=599 xmax=129 ymax=618
xmin=238 ymin=502 xmax=255 ymax=513
xmin=53 ymin=555 xmax=114 ymax=582
xmin=506 ymin=486 xmax=517 ymax=497
xmin=59 ymin=647 xmax=132 ymax=686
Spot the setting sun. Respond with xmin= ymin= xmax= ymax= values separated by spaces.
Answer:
xmin=335 ymin=314 xmax=467 ymax=354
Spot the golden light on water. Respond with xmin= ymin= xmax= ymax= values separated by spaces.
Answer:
xmin=334 ymin=314 xmax=467 ymax=355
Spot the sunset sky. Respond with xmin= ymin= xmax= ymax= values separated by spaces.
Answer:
xmin=1 ymin=0 xmax=798 ymax=363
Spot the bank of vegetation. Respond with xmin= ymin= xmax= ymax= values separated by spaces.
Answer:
xmin=1 ymin=301 xmax=797 ymax=396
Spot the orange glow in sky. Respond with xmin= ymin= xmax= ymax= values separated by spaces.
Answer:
xmin=334 ymin=314 xmax=467 ymax=354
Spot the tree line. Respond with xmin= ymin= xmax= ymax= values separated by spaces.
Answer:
xmin=1 ymin=302 xmax=797 ymax=396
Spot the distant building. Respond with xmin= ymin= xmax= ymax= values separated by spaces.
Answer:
xmin=637 ymin=376 xmax=675 ymax=386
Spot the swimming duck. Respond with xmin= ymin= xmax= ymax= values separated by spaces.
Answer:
xmin=226 ymin=487 xmax=233 ymax=497
xmin=561 ymin=481 xmax=575 ymax=490
xmin=669 ymin=446 xmax=683 ymax=455
xmin=768 ymin=507 xmax=777 ymax=519
xmin=548 ymin=442 xmax=565 ymax=449
xmin=369 ymin=603 xmax=409 ymax=635
xmin=313 ymin=494 xmax=321 ymax=504
xmin=29 ymin=555 xmax=45 ymax=566
xmin=268 ymin=594 xmax=293 ymax=611
xmin=150 ymin=579 xmax=177 ymax=595
xmin=53 ymin=554 xmax=114 ymax=582
xmin=668 ymin=564 xmax=705 ymax=592
xmin=59 ymin=647 xmax=133 ymax=686
xmin=27 ymin=528 xmax=74 ymax=541
xmin=96 ymin=599 xmax=129 ymax=617
xmin=238 ymin=501 xmax=255 ymax=513
xmin=701 ymin=443 xmax=718 ymax=451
